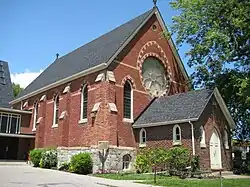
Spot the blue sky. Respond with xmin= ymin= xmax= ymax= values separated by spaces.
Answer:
xmin=0 ymin=0 xmax=191 ymax=87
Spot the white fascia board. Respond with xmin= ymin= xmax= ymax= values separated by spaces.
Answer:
xmin=0 ymin=107 xmax=32 ymax=114
xmin=213 ymin=88 xmax=236 ymax=129
xmin=10 ymin=63 xmax=107 ymax=104
xmin=133 ymin=118 xmax=198 ymax=128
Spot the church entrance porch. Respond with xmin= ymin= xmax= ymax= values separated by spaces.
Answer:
xmin=210 ymin=129 xmax=222 ymax=169
xmin=0 ymin=135 xmax=35 ymax=160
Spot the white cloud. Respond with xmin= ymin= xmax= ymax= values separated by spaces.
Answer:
xmin=11 ymin=69 xmax=43 ymax=88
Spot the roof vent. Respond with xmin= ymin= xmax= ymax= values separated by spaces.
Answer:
xmin=56 ymin=53 xmax=59 ymax=60
xmin=0 ymin=62 xmax=6 ymax=85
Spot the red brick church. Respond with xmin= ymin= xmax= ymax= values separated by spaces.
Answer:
xmin=9 ymin=7 xmax=234 ymax=172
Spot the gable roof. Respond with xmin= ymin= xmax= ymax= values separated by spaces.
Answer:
xmin=12 ymin=8 xmax=155 ymax=102
xmin=11 ymin=7 xmax=189 ymax=104
xmin=133 ymin=88 xmax=235 ymax=129
xmin=0 ymin=61 xmax=14 ymax=108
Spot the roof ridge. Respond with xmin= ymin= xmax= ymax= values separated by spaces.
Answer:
xmin=157 ymin=88 xmax=212 ymax=101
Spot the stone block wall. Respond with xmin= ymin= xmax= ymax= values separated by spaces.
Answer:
xmin=57 ymin=146 xmax=136 ymax=173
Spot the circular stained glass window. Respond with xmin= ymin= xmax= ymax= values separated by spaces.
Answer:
xmin=142 ymin=57 xmax=169 ymax=97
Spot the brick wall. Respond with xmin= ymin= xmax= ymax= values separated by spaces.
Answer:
xmin=194 ymin=97 xmax=232 ymax=170
xmin=134 ymin=123 xmax=193 ymax=151
xmin=13 ymin=14 xmax=188 ymax=149
xmin=134 ymin=97 xmax=232 ymax=171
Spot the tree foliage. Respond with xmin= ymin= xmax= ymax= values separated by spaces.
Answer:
xmin=170 ymin=0 xmax=250 ymax=140
xmin=12 ymin=83 xmax=23 ymax=97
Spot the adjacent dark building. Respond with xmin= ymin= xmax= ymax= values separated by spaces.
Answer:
xmin=0 ymin=60 xmax=34 ymax=160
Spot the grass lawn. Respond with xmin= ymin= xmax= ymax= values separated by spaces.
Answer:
xmin=93 ymin=173 xmax=166 ymax=180
xmin=140 ymin=178 xmax=250 ymax=187
xmin=94 ymin=173 xmax=250 ymax=187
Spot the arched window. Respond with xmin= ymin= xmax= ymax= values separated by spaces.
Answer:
xmin=224 ymin=130 xmax=229 ymax=149
xmin=123 ymin=81 xmax=133 ymax=120
xmin=32 ymin=101 xmax=39 ymax=131
xmin=122 ymin=154 xmax=131 ymax=170
xmin=173 ymin=125 xmax=181 ymax=144
xmin=52 ymin=95 xmax=59 ymax=127
xmin=80 ymin=84 xmax=88 ymax=121
xmin=200 ymin=126 xmax=206 ymax=148
xmin=139 ymin=128 xmax=147 ymax=145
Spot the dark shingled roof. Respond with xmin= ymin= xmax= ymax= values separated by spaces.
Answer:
xmin=0 ymin=61 xmax=14 ymax=108
xmin=16 ymin=8 xmax=154 ymax=99
xmin=133 ymin=89 xmax=214 ymax=127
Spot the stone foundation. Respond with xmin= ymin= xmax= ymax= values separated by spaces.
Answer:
xmin=57 ymin=146 xmax=136 ymax=173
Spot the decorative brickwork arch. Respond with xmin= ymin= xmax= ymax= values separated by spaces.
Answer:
xmin=80 ymin=80 xmax=91 ymax=91
xmin=52 ymin=92 xmax=60 ymax=100
xmin=121 ymin=75 xmax=136 ymax=89
xmin=137 ymin=41 xmax=172 ymax=97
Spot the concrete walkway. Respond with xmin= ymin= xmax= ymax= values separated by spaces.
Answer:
xmin=222 ymin=171 xmax=250 ymax=179
xmin=0 ymin=165 xmax=159 ymax=187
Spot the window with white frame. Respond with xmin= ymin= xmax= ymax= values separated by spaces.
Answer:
xmin=173 ymin=125 xmax=181 ymax=144
xmin=123 ymin=81 xmax=133 ymax=121
xmin=122 ymin=154 xmax=131 ymax=170
xmin=80 ymin=84 xmax=88 ymax=122
xmin=200 ymin=126 xmax=206 ymax=148
xmin=52 ymin=95 xmax=59 ymax=127
xmin=139 ymin=128 xmax=147 ymax=145
xmin=32 ymin=101 xmax=39 ymax=131
xmin=0 ymin=112 xmax=21 ymax=134
xmin=224 ymin=130 xmax=229 ymax=149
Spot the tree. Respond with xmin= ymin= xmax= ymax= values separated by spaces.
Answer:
xmin=170 ymin=0 xmax=250 ymax=140
xmin=12 ymin=83 xmax=23 ymax=97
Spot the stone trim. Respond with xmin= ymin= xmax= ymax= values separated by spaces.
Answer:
xmin=137 ymin=41 xmax=172 ymax=97
xmin=113 ymin=60 xmax=138 ymax=70
xmin=121 ymin=75 xmax=136 ymax=89
xmin=62 ymin=84 xmax=71 ymax=94
xmin=57 ymin=146 xmax=136 ymax=173
xmin=40 ymin=95 xmax=46 ymax=102
xmin=115 ymin=84 xmax=148 ymax=95
xmin=57 ymin=145 xmax=136 ymax=150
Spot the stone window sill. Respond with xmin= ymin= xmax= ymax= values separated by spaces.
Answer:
xmin=52 ymin=124 xmax=58 ymax=128
xmin=123 ymin=167 xmax=131 ymax=171
xmin=139 ymin=143 xmax=146 ymax=148
xmin=200 ymin=143 xmax=206 ymax=148
xmin=173 ymin=141 xmax=182 ymax=146
xmin=225 ymin=145 xmax=229 ymax=150
xmin=79 ymin=118 xmax=88 ymax=124
xmin=123 ymin=118 xmax=134 ymax=123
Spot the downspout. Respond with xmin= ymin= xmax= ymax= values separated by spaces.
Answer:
xmin=189 ymin=121 xmax=195 ymax=155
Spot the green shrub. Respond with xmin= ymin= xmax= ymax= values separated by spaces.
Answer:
xmin=135 ymin=149 xmax=150 ymax=173
xmin=70 ymin=152 xmax=93 ymax=174
xmin=191 ymin=155 xmax=200 ymax=173
xmin=29 ymin=149 xmax=43 ymax=167
xmin=135 ymin=148 xmax=168 ymax=173
xmin=39 ymin=149 xmax=57 ymax=169
xmin=166 ymin=147 xmax=190 ymax=174
xmin=59 ymin=162 xmax=70 ymax=171
xmin=148 ymin=148 xmax=168 ymax=166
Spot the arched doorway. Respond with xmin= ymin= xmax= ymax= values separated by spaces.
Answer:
xmin=210 ymin=128 xmax=222 ymax=169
